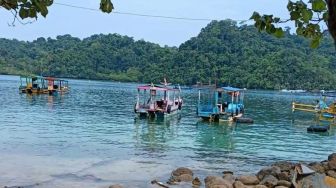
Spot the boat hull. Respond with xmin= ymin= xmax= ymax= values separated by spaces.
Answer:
xmin=136 ymin=109 xmax=181 ymax=119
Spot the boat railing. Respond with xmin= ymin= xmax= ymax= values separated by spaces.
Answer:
xmin=292 ymin=102 xmax=317 ymax=113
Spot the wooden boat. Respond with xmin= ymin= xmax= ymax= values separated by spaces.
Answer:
xmin=19 ymin=76 xmax=69 ymax=95
xmin=197 ymin=86 xmax=245 ymax=122
xmin=44 ymin=77 xmax=69 ymax=95
xmin=134 ymin=83 xmax=183 ymax=118
xmin=19 ymin=76 xmax=47 ymax=94
xmin=292 ymin=93 xmax=336 ymax=123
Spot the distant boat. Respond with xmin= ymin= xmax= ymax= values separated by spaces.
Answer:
xmin=280 ymin=89 xmax=306 ymax=93
xmin=19 ymin=76 xmax=69 ymax=95
xmin=134 ymin=81 xmax=183 ymax=118
xmin=197 ymin=86 xmax=245 ymax=122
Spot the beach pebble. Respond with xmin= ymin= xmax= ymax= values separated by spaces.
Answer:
xmin=223 ymin=170 xmax=234 ymax=175
xmin=237 ymin=175 xmax=259 ymax=185
xmin=255 ymin=185 xmax=268 ymax=188
xmin=260 ymin=175 xmax=278 ymax=188
xmin=271 ymin=161 xmax=295 ymax=172
xmin=308 ymin=162 xmax=325 ymax=173
xmin=192 ymin=177 xmax=202 ymax=187
xmin=108 ymin=184 xmax=123 ymax=188
xmin=328 ymin=153 xmax=336 ymax=161
xmin=277 ymin=171 xmax=290 ymax=181
xmin=277 ymin=180 xmax=291 ymax=187
xmin=257 ymin=166 xmax=281 ymax=180
xmin=176 ymin=174 xmax=193 ymax=182
xmin=328 ymin=160 xmax=336 ymax=170
xmin=223 ymin=173 xmax=235 ymax=184
xmin=327 ymin=170 xmax=336 ymax=178
xmin=172 ymin=167 xmax=193 ymax=176
xmin=205 ymin=176 xmax=233 ymax=188
xmin=232 ymin=181 xmax=246 ymax=188
xmin=168 ymin=167 xmax=194 ymax=184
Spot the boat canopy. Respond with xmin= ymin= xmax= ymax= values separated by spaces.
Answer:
xmin=137 ymin=84 xmax=179 ymax=91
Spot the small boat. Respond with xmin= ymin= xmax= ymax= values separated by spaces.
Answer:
xmin=45 ymin=77 xmax=69 ymax=95
xmin=197 ymin=86 xmax=245 ymax=122
xmin=19 ymin=76 xmax=69 ymax=95
xmin=134 ymin=82 xmax=183 ymax=118
xmin=292 ymin=93 xmax=336 ymax=123
xmin=281 ymin=89 xmax=306 ymax=93
xmin=19 ymin=76 xmax=47 ymax=94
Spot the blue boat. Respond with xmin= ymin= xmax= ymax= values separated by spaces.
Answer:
xmin=197 ymin=86 xmax=245 ymax=122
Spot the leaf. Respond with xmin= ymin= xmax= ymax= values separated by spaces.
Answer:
xmin=28 ymin=8 xmax=37 ymax=18
xmin=250 ymin=11 xmax=261 ymax=20
xmin=310 ymin=37 xmax=321 ymax=48
xmin=323 ymin=12 xmax=329 ymax=21
xmin=273 ymin=28 xmax=284 ymax=38
xmin=34 ymin=1 xmax=48 ymax=17
xmin=19 ymin=7 xmax=28 ymax=19
xmin=100 ymin=0 xmax=113 ymax=13
xmin=296 ymin=27 xmax=304 ymax=35
xmin=301 ymin=9 xmax=313 ymax=23
xmin=312 ymin=0 xmax=327 ymax=11
xmin=290 ymin=11 xmax=300 ymax=20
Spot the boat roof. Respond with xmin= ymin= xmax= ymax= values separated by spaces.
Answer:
xmin=137 ymin=84 xmax=178 ymax=91
xmin=221 ymin=86 xmax=243 ymax=92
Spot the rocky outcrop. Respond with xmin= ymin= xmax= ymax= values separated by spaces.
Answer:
xmin=158 ymin=153 xmax=336 ymax=188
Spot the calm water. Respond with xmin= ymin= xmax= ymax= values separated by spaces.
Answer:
xmin=0 ymin=75 xmax=335 ymax=188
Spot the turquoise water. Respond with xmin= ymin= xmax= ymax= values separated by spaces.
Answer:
xmin=0 ymin=75 xmax=335 ymax=188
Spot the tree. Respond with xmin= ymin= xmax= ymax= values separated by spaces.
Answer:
xmin=0 ymin=0 xmax=113 ymax=20
xmin=251 ymin=0 xmax=335 ymax=48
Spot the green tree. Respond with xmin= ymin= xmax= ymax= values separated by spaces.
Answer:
xmin=251 ymin=0 xmax=336 ymax=48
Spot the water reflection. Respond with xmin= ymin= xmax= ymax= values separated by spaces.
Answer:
xmin=194 ymin=121 xmax=235 ymax=151
xmin=133 ymin=115 xmax=182 ymax=154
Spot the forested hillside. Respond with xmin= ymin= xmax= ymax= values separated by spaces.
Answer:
xmin=1 ymin=20 xmax=335 ymax=90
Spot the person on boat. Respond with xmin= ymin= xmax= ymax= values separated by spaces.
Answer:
xmin=315 ymin=100 xmax=328 ymax=111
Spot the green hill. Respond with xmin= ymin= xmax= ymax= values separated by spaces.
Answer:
xmin=1 ymin=20 xmax=335 ymax=90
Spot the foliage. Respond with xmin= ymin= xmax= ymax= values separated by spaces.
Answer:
xmin=251 ymin=0 xmax=335 ymax=48
xmin=1 ymin=20 xmax=336 ymax=90
xmin=0 ymin=0 xmax=113 ymax=20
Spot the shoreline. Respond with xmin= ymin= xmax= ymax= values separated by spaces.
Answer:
xmin=0 ymin=74 xmax=333 ymax=92
xmin=145 ymin=152 xmax=336 ymax=188
xmin=2 ymin=153 xmax=336 ymax=188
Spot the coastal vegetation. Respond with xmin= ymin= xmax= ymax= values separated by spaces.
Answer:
xmin=1 ymin=20 xmax=336 ymax=90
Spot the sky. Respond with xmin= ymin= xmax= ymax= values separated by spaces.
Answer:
xmin=0 ymin=0 xmax=290 ymax=47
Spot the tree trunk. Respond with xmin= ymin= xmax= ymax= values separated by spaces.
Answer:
xmin=327 ymin=0 xmax=336 ymax=46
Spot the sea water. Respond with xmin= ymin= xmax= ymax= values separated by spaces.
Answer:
xmin=0 ymin=75 xmax=335 ymax=188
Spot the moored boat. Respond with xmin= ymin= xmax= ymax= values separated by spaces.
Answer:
xmin=134 ymin=82 xmax=183 ymax=118
xmin=19 ymin=76 xmax=47 ymax=94
xmin=197 ymin=86 xmax=245 ymax=122
xmin=19 ymin=76 xmax=69 ymax=95
xmin=292 ymin=93 xmax=336 ymax=124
